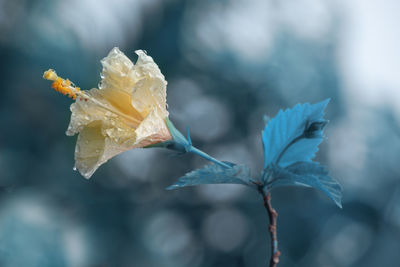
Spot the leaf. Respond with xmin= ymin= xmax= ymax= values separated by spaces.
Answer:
xmin=262 ymin=99 xmax=330 ymax=168
xmin=167 ymin=162 xmax=253 ymax=190
xmin=265 ymin=161 xmax=342 ymax=208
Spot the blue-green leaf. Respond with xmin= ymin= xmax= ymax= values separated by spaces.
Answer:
xmin=265 ymin=161 xmax=342 ymax=208
xmin=167 ymin=162 xmax=253 ymax=190
xmin=262 ymin=99 xmax=330 ymax=168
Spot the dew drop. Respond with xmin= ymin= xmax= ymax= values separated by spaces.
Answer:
xmin=73 ymin=166 xmax=77 ymax=171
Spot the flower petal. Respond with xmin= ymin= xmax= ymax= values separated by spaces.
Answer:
xmin=100 ymin=47 xmax=136 ymax=93
xmin=135 ymin=109 xmax=171 ymax=147
xmin=131 ymin=50 xmax=168 ymax=118
xmin=66 ymin=88 xmax=142 ymax=136
xmin=74 ymin=121 xmax=107 ymax=178
xmin=75 ymin=120 xmax=138 ymax=179
xmin=98 ymin=48 xmax=145 ymax=123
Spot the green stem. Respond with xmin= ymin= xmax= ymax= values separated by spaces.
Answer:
xmin=188 ymin=146 xmax=231 ymax=168
xmin=164 ymin=118 xmax=230 ymax=168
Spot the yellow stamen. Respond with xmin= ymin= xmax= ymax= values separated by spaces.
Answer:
xmin=43 ymin=69 xmax=81 ymax=100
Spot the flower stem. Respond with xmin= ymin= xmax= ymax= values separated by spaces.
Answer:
xmin=258 ymin=187 xmax=280 ymax=267
xmin=163 ymin=118 xmax=231 ymax=169
xmin=188 ymin=146 xmax=231 ymax=169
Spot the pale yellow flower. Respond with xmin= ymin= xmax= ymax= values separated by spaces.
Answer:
xmin=44 ymin=48 xmax=172 ymax=178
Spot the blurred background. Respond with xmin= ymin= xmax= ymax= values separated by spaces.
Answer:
xmin=1 ymin=0 xmax=399 ymax=266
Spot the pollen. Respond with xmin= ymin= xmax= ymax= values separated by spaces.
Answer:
xmin=43 ymin=69 xmax=81 ymax=100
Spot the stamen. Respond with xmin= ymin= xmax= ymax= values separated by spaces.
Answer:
xmin=43 ymin=69 xmax=81 ymax=100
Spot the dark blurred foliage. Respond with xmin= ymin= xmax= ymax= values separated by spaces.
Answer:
xmin=0 ymin=0 xmax=399 ymax=266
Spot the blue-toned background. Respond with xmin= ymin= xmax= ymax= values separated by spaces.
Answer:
xmin=1 ymin=0 xmax=399 ymax=266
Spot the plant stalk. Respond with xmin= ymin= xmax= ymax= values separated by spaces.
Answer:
xmin=189 ymin=146 xmax=231 ymax=169
xmin=258 ymin=188 xmax=280 ymax=267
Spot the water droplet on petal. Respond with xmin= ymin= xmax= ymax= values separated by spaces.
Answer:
xmin=73 ymin=166 xmax=77 ymax=171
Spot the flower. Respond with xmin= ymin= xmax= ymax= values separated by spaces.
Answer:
xmin=44 ymin=48 xmax=172 ymax=178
